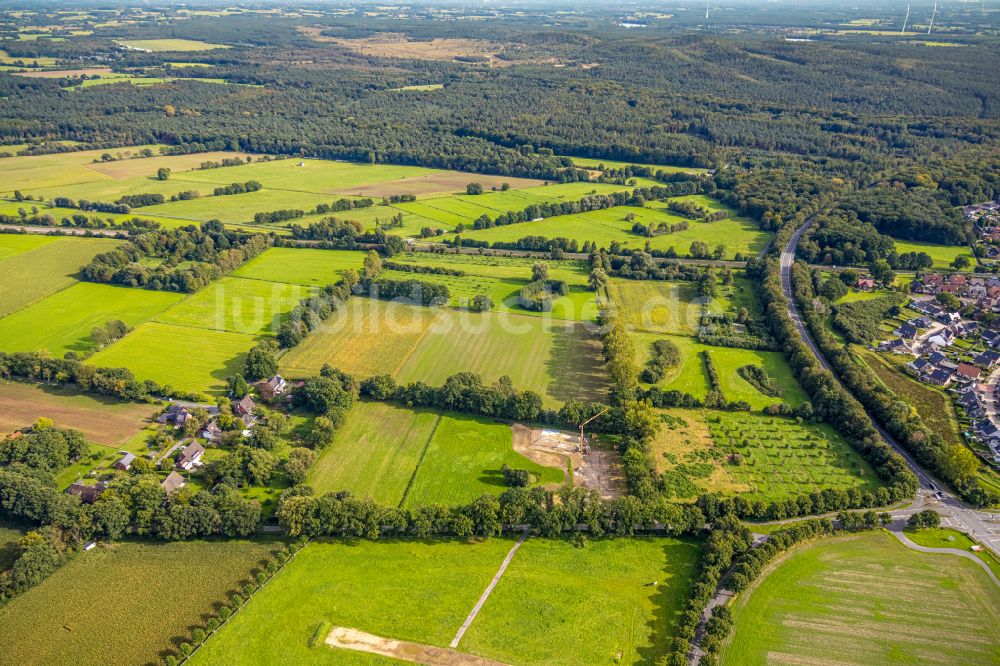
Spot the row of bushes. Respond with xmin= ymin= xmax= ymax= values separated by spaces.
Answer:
xmin=702 ymin=351 xmax=752 ymax=411
xmin=382 ymin=260 xmax=465 ymax=276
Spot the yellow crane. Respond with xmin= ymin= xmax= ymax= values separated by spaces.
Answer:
xmin=579 ymin=407 xmax=610 ymax=455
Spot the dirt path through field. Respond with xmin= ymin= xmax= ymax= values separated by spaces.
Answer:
xmin=450 ymin=532 xmax=527 ymax=648
xmin=325 ymin=627 xmax=510 ymax=666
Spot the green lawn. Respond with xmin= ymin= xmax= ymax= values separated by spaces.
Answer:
xmin=232 ymin=247 xmax=365 ymax=286
xmin=721 ymin=533 xmax=1000 ymax=665
xmin=402 ymin=414 xmax=564 ymax=507
xmin=88 ymin=321 xmax=257 ymax=396
xmin=0 ymin=282 xmax=183 ymax=356
xmin=0 ymin=237 xmax=121 ymax=317
xmin=608 ymin=279 xmax=703 ymax=335
xmin=0 ymin=539 xmax=279 ymax=666
xmin=905 ymin=527 xmax=1000 ymax=579
xmin=461 ymin=537 xmax=701 ymax=665
xmin=189 ymin=537 xmax=700 ymax=666
xmin=894 ymin=239 xmax=974 ymax=270
xmin=154 ymin=276 xmax=311 ymax=335
xmin=140 ymin=188 xmax=335 ymax=223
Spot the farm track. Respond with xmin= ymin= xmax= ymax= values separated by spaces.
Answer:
xmin=450 ymin=532 xmax=528 ymax=649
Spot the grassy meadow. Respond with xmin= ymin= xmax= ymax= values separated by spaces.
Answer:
xmin=721 ymin=533 xmax=1000 ymax=665
xmin=0 ymin=237 xmax=120 ymax=317
xmin=154 ymin=277 xmax=311 ymax=335
xmin=0 ymin=282 xmax=183 ymax=356
xmin=894 ymin=238 xmax=975 ymax=269
xmin=307 ymin=402 xmax=561 ymax=505
xmin=117 ymin=38 xmax=230 ymax=51
xmin=232 ymin=247 xmax=364 ymax=286
xmin=0 ymin=539 xmax=279 ymax=666
xmin=189 ymin=537 xmax=700 ymax=666
xmin=87 ymin=322 xmax=257 ymax=395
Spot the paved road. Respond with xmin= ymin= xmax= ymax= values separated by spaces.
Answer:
xmin=888 ymin=525 xmax=1000 ymax=588
xmin=781 ymin=215 xmax=1000 ymax=558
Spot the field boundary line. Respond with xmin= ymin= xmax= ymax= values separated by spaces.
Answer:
xmin=397 ymin=414 xmax=443 ymax=507
xmin=450 ymin=531 xmax=528 ymax=649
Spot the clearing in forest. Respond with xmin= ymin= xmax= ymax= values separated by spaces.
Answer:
xmin=721 ymin=533 xmax=1000 ymax=665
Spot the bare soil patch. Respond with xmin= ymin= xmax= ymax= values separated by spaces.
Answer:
xmin=0 ymin=382 xmax=156 ymax=445
xmin=16 ymin=68 xmax=111 ymax=78
xmin=511 ymin=424 xmax=626 ymax=499
xmin=331 ymin=172 xmax=544 ymax=198
xmin=326 ymin=626 xmax=510 ymax=666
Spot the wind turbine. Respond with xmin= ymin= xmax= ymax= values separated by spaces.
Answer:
xmin=901 ymin=4 xmax=910 ymax=34
xmin=928 ymin=0 xmax=937 ymax=34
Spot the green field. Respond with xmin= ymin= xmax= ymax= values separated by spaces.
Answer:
xmin=117 ymin=38 xmax=230 ymax=51
xmin=139 ymin=188 xmax=336 ymax=223
xmin=905 ymin=528 xmax=1000 ymax=579
xmin=308 ymin=402 xmax=561 ymax=505
xmin=893 ymin=238 xmax=974 ymax=270
xmin=388 ymin=252 xmax=591 ymax=284
xmin=402 ymin=413 xmax=564 ymax=507
xmin=0 ymin=539 xmax=278 ymax=666
xmin=189 ymin=536 xmax=699 ymax=666
xmin=394 ymin=310 xmax=608 ymax=407
xmin=0 ymin=237 xmax=120 ymax=317
xmin=444 ymin=196 xmax=769 ymax=259
xmin=232 ymin=247 xmax=364 ymax=286
xmin=721 ymin=533 xmax=1000 ymax=665
xmin=155 ymin=276 xmax=311 ymax=335
xmin=562 ymin=155 xmax=708 ymax=174
xmin=633 ymin=333 xmax=807 ymax=409
xmin=280 ymin=298 xmax=433 ymax=379
xmin=307 ymin=401 xmax=440 ymax=503
xmin=706 ymin=412 xmax=882 ymax=500
xmin=88 ymin=321 xmax=257 ymax=395
xmin=0 ymin=282 xmax=183 ymax=357
xmin=608 ymin=279 xmax=702 ymax=335
xmin=0 ymin=234 xmax=56 ymax=259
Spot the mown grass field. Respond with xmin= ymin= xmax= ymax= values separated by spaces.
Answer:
xmin=402 ymin=414 xmax=564 ymax=507
xmin=894 ymin=238 xmax=975 ymax=270
xmin=721 ymin=533 xmax=1000 ymax=665
xmin=280 ymin=298 xmax=433 ymax=378
xmin=0 ymin=282 xmax=183 ymax=356
xmin=0 ymin=539 xmax=279 ymax=666
xmin=706 ymin=412 xmax=882 ymax=500
xmin=461 ymin=537 xmax=701 ymax=665
xmin=140 ymin=188 xmax=336 ymax=223
xmin=307 ymin=401 xmax=440 ymax=503
xmin=443 ymin=196 xmax=769 ymax=259
xmin=905 ymin=527 xmax=1000 ymax=579
xmin=0 ymin=234 xmax=56 ymax=260
xmin=88 ymin=322 xmax=257 ymax=395
xmin=308 ymin=402 xmax=560 ymax=505
xmin=154 ymin=277 xmax=310 ymax=335
xmin=232 ymin=247 xmax=364 ymax=286
xmin=388 ymin=252 xmax=591 ymax=284
xmin=0 ymin=237 xmax=121 ymax=317
xmin=117 ymin=38 xmax=230 ymax=51
xmin=188 ymin=538 xmax=518 ymax=666
xmin=633 ymin=333 xmax=807 ymax=409
xmin=394 ymin=310 xmax=608 ymax=407
xmin=562 ymin=155 xmax=708 ymax=174
xmin=190 ymin=536 xmax=699 ymax=666
xmin=0 ymin=382 xmax=157 ymax=445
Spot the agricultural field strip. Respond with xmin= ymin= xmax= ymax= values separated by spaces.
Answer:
xmin=396 ymin=414 xmax=443 ymax=507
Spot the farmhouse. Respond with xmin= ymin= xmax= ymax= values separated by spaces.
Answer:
xmin=175 ymin=442 xmax=205 ymax=470
xmin=114 ymin=452 xmax=136 ymax=471
xmin=66 ymin=482 xmax=104 ymax=503
xmin=161 ymin=471 xmax=185 ymax=495
xmin=257 ymin=375 xmax=287 ymax=400
xmin=856 ymin=277 xmax=876 ymax=290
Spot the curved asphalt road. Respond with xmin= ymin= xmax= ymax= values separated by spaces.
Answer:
xmin=781 ymin=215 xmax=1000 ymax=558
